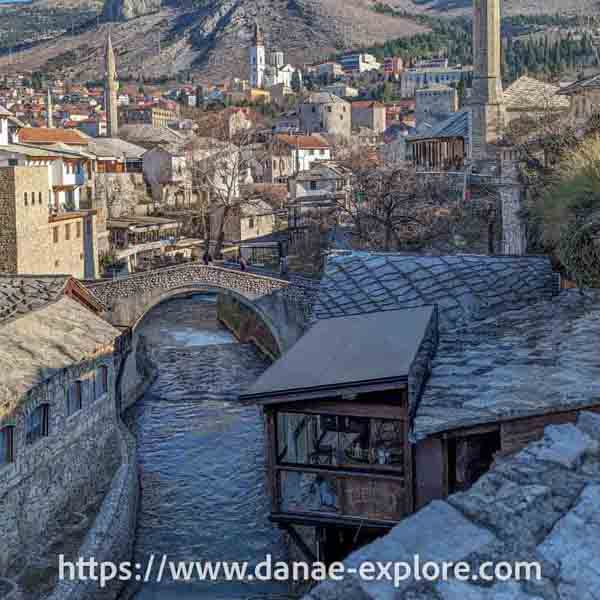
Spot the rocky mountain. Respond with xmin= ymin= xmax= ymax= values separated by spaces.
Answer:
xmin=0 ymin=0 xmax=595 ymax=82
xmin=0 ymin=0 xmax=427 ymax=82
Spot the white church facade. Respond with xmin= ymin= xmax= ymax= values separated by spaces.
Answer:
xmin=249 ymin=23 xmax=298 ymax=90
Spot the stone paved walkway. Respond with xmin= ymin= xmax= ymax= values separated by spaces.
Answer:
xmin=305 ymin=412 xmax=600 ymax=600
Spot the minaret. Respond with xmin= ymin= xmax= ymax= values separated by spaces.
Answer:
xmin=105 ymin=30 xmax=119 ymax=138
xmin=249 ymin=22 xmax=266 ymax=89
xmin=471 ymin=0 xmax=505 ymax=161
xmin=46 ymin=88 xmax=54 ymax=128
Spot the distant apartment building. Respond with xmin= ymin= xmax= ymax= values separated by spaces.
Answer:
xmin=401 ymin=66 xmax=473 ymax=98
xmin=314 ymin=62 xmax=344 ymax=80
xmin=321 ymin=83 xmax=359 ymax=98
xmin=120 ymin=104 xmax=178 ymax=128
xmin=299 ymin=93 xmax=351 ymax=138
xmin=0 ymin=165 xmax=98 ymax=278
xmin=351 ymin=101 xmax=387 ymax=134
xmin=340 ymin=53 xmax=381 ymax=74
xmin=414 ymin=57 xmax=449 ymax=69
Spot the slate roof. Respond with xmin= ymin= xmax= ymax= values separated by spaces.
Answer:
xmin=0 ymin=296 xmax=121 ymax=415
xmin=409 ymin=109 xmax=470 ymax=141
xmin=304 ymin=92 xmax=348 ymax=105
xmin=314 ymin=253 xmax=557 ymax=331
xmin=558 ymin=72 xmax=600 ymax=95
xmin=86 ymin=137 xmax=146 ymax=159
xmin=414 ymin=289 xmax=600 ymax=439
xmin=0 ymin=275 xmax=69 ymax=325
xmin=504 ymin=76 xmax=570 ymax=111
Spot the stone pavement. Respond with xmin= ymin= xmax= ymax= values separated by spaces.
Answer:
xmin=304 ymin=412 xmax=600 ymax=600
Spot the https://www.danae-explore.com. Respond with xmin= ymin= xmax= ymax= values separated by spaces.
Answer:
xmin=58 ymin=553 xmax=543 ymax=588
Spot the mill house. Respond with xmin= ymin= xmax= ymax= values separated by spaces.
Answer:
xmin=241 ymin=253 xmax=600 ymax=562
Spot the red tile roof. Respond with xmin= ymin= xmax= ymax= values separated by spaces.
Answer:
xmin=18 ymin=127 xmax=89 ymax=146
xmin=275 ymin=134 xmax=330 ymax=149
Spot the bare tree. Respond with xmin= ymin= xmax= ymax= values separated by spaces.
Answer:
xmin=335 ymin=158 xmax=467 ymax=251
xmin=189 ymin=125 xmax=268 ymax=258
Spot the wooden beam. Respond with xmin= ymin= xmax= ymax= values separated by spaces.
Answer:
xmin=280 ymin=523 xmax=318 ymax=563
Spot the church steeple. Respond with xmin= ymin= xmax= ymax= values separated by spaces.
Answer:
xmin=105 ymin=29 xmax=119 ymax=137
xmin=253 ymin=22 xmax=264 ymax=47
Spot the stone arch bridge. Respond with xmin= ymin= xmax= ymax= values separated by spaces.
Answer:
xmin=85 ymin=264 xmax=318 ymax=356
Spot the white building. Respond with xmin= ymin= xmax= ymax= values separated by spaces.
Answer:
xmin=0 ymin=106 xmax=9 ymax=145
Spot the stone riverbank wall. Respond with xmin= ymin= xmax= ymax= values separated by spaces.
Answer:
xmin=304 ymin=411 xmax=600 ymax=600
xmin=46 ymin=422 xmax=138 ymax=600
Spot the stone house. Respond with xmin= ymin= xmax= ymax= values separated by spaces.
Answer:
xmin=557 ymin=72 xmax=600 ymax=121
xmin=288 ymin=162 xmax=353 ymax=229
xmin=350 ymin=101 xmax=387 ymax=134
xmin=143 ymin=144 xmax=192 ymax=209
xmin=0 ymin=275 xmax=133 ymax=595
xmin=0 ymin=140 xmax=92 ymax=211
xmin=264 ymin=134 xmax=332 ymax=184
xmin=415 ymin=84 xmax=459 ymax=128
xmin=299 ymin=93 xmax=351 ymax=139
xmin=0 ymin=164 xmax=99 ymax=278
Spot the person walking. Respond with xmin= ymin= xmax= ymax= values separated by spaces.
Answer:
xmin=240 ymin=256 xmax=247 ymax=272
xmin=202 ymin=252 xmax=210 ymax=266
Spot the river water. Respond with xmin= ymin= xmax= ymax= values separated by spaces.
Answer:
xmin=125 ymin=294 xmax=293 ymax=599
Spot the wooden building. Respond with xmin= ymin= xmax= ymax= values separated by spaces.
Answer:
xmin=241 ymin=307 xmax=438 ymax=561
xmin=243 ymin=252 xmax=600 ymax=562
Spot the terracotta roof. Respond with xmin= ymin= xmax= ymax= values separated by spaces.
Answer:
xmin=351 ymin=101 xmax=385 ymax=109
xmin=18 ymin=127 xmax=90 ymax=146
xmin=275 ymin=133 xmax=330 ymax=149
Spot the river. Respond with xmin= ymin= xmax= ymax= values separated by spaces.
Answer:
xmin=125 ymin=293 xmax=293 ymax=599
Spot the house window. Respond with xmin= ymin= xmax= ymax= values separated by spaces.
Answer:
xmin=76 ymin=221 xmax=82 ymax=238
xmin=53 ymin=227 xmax=59 ymax=244
xmin=26 ymin=404 xmax=50 ymax=444
xmin=24 ymin=192 xmax=28 ymax=206
xmin=310 ymin=181 xmax=317 ymax=191
xmin=248 ymin=217 xmax=255 ymax=229
xmin=0 ymin=426 xmax=14 ymax=466
xmin=67 ymin=381 xmax=83 ymax=416
xmin=39 ymin=192 xmax=43 ymax=205
xmin=65 ymin=223 xmax=71 ymax=241
xmin=96 ymin=366 xmax=109 ymax=399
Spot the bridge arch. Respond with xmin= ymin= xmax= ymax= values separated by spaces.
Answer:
xmin=131 ymin=284 xmax=285 ymax=358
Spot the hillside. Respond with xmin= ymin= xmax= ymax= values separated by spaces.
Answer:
xmin=0 ymin=0 xmax=427 ymax=82
xmin=0 ymin=0 xmax=597 ymax=82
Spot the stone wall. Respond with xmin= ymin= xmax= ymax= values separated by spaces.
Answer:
xmin=87 ymin=264 xmax=317 ymax=337
xmin=304 ymin=412 xmax=600 ymax=600
xmin=46 ymin=422 xmax=138 ymax=600
xmin=0 ymin=353 xmax=122 ymax=597
xmin=218 ymin=293 xmax=282 ymax=359
xmin=95 ymin=173 xmax=151 ymax=220
xmin=0 ymin=167 xmax=17 ymax=272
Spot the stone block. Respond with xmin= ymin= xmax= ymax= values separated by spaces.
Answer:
xmin=576 ymin=411 xmax=600 ymax=442
xmin=536 ymin=484 xmax=600 ymax=600
xmin=437 ymin=580 xmax=543 ymax=600
xmin=522 ymin=424 xmax=598 ymax=469
xmin=340 ymin=501 xmax=496 ymax=599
